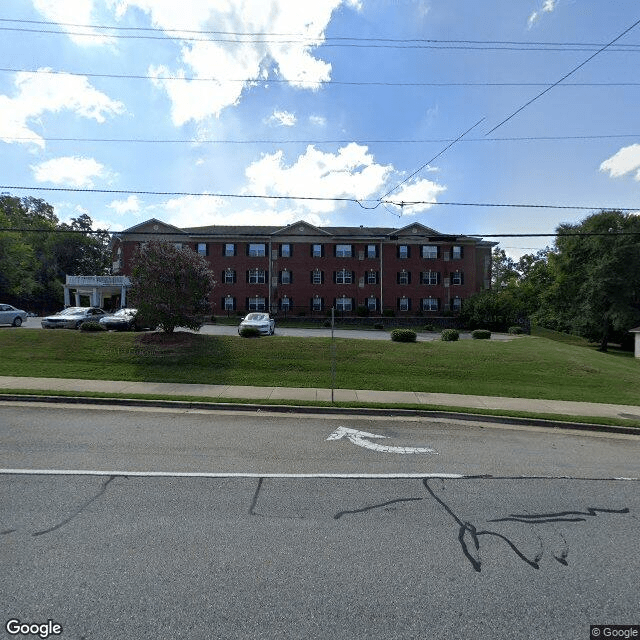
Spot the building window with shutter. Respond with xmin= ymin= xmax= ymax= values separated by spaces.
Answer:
xmin=280 ymin=296 xmax=291 ymax=311
xmin=224 ymin=269 xmax=236 ymax=284
xmin=281 ymin=243 xmax=291 ymax=257
xmin=248 ymin=297 xmax=266 ymax=311
xmin=367 ymin=270 xmax=378 ymax=285
xmin=312 ymin=244 xmax=323 ymax=257
xmin=248 ymin=243 xmax=266 ymax=257
xmin=398 ymin=245 xmax=409 ymax=259
xmin=452 ymin=245 xmax=463 ymax=259
xmin=421 ymin=270 xmax=439 ymax=285
xmin=224 ymin=243 xmax=236 ymax=257
xmin=336 ymin=296 xmax=353 ymax=311
xmin=312 ymin=296 xmax=323 ymax=311
xmin=398 ymin=270 xmax=410 ymax=285
xmin=248 ymin=269 xmax=266 ymax=284
xmin=335 ymin=244 xmax=353 ymax=258
xmin=223 ymin=296 xmax=235 ymax=311
xmin=367 ymin=296 xmax=378 ymax=311
xmin=280 ymin=270 xmax=291 ymax=284
xmin=422 ymin=245 xmax=438 ymax=259
xmin=398 ymin=296 xmax=410 ymax=311
xmin=197 ymin=243 xmax=207 ymax=256
xmin=452 ymin=296 xmax=462 ymax=311
xmin=451 ymin=271 xmax=464 ymax=285
xmin=336 ymin=269 xmax=353 ymax=284
xmin=422 ymin=297 xmax=439 ymax=311
xmin=367 ymin=244 xmax=377 ymax=259
xmin=312 ymin=269 xmax=323 ymax=284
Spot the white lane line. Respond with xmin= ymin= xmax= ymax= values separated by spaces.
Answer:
xmin=0 ymin=469 xmax=638 ymax=480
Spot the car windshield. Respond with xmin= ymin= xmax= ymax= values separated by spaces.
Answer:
xmin=58 ymin=308 xmax=85 ymax=316
xmin=113 ymin=309 xmax=137 ymax=317
xmin=245 ymin=313 xmax=267 ymax=321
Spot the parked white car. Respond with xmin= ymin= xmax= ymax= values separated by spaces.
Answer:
xmin=0 ymin=304 xmax=28 ymax=327
xmin=41 ymin=307 xmax=107 ymax=329
xmin=238 ymin=313 xmax=276 ymax=335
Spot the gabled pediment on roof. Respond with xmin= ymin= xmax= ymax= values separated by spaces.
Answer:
xmin=393 ymin=222 xmax=444 ymax=238
xmin=271 ymin=220 xmax=333 ymax=237
xmin=119 ymin=218 xmax=187 ymax=238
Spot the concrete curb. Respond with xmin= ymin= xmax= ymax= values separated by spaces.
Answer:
xmin=1 ymin=393 xmax=639 ymax=436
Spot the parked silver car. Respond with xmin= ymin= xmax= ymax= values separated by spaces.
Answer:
xmin=41 ymin=307 xmax=107 ymax=329
xmin=238 ymin=312 xmax=275 ymax=335
xmin=0 ymin=304 xmax=28 ymax=327
xmin=99 ymin=308 xmax=156 ymax=331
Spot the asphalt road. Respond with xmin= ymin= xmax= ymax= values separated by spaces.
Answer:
xmin=2 ymin=404 xmax=639 ymax=640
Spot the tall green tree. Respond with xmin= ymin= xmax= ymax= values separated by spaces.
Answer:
xmin=540 ymin=210 xmax=640 ymax=351
xmin=129 ymin=241 xmax=216 ymax=333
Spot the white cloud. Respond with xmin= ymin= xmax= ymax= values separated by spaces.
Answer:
xmin=244 ymin=143 xmax=393 ymax=213
xmin=309 ymin=115 xmax=327 ymax=127
xmin=266 ymin=110 xmax=297 ymax=127
xmin=32 ymin=156 xmax=109 ymax=187
xmin=528 ymin=0 xmax=557 ymax=28
xmin=600 ymin=144 xmax=640 ymax=180
xmin=108 ymin=195 xmax=142 ymax=214
xmin=112 ymin=0 xmax=361 ymax=124
xmin=0 ymin=70 xmax=124 ymax=148
xmin=33 ymin=0 xmax=116 ymax=45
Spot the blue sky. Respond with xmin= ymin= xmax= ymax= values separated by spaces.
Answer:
xmin=1 ymin=0 xmax=639 ymax=258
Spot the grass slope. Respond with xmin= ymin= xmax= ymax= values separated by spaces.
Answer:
xmin=0 ymin=329 xmax=638 ymax=405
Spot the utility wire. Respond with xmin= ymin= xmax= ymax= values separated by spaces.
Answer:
xmin=3 ymin=67 xmax=639 ymax=86
xmin=486 ymin=16 xmax=640 ymax=135
xmin=2 ymin=25 xmax=640 ymax=51
xmin=2 ymin=185 xmax=637 ymax=212
xmin=3 ymin=134 xmax=638 ymax=145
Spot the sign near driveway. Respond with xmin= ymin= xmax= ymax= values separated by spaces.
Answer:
xmin=327 ymin=426 xmax=439 ymax=454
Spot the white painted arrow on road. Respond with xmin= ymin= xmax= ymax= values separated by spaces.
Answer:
xmin=327 ymin=427 xmax=439 ymax=454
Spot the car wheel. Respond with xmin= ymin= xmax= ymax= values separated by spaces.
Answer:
xmin=76 ymin=321 xmax=83 ymax=329
xmin=12 ymin=317 xmax=22 ymax=327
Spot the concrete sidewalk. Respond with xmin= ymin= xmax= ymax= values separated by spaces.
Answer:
xmin=1 ymin=376 xmax=639 ymax=422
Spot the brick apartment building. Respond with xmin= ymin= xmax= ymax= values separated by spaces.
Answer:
xmin=111 ymin=218 xmax=496 ymax=317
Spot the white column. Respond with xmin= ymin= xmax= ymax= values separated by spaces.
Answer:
xmin=64 ymin=286 xmax=70 ymax=307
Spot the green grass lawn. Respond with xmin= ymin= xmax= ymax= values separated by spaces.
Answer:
xmin=0 ymin=328 xmax=638 ymax=406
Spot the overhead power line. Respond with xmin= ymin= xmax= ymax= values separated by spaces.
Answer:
xmin=3 ymin=134 xmax=638 ymax=145
xmin=1 ymin=185 xmax=637 ymax=212
xmin=486 ymin=16 xmax=640 ymax=135
xmin=3 ymin=67 xmax=639 ymax=87
xmin=1 ymin=24 xmax=640 ymax=51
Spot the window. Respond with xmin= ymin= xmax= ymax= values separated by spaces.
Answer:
xmin=312 ymin=296 xmax=323 ymax=312
xmin=451 ymin=271 xmax=464 ymax=285
xmin=421 ymin=271 xmax=439 ymax=285
xmin=452 ymin=296 xmax=462 ymax=311
xmin=173 ymin=243 xmax=183 ymax=250
xmin=248 ymin=297 xmax=266 ymax=311
xmin=398 ymin=270 xmax=410 ymax=285
xmin=280 ymin=243 xmax=291 ymax=257
xmin=248 ymin=243 xmax=266 ymax=257
xmin=367 ymin=244 xmax=378 ymax=259
xmin=248 ymin=269 xmax=266 ymax=284
xmin=398 ymin=297 xmax=410 ymax=311
xmin=280 ymin=296 xmax=291 ymax=311
xmin=280 ymin=270 xmax=292 ymax=284
xmin=398 ymin=245 xmax=409 ymax=259
xmin=422 ymin=297 xmax=439 ymax=311
xmin=452 ymin=245 xmax=463 ymax=259
xmin=224 ymin=243 xmax=236 ymax=257
xmin=312 ymin=244 xmax=323 ymax=257
xmin=223 ymin=296 xmax=236 ymax=311
xmin=311 ymin=269 xmax=323 ymax=285
xmin=335 ymin=269 xmax=353 ymax=284
xmin=197 ymin=243 xmax=207 ymax=256
xmin=422 ymin=245 xmax=438 ymax=259
xmin=335 ymin=244 xmax=353 ymax=257
xmin=366 ymin=271 xmax=378 ymax=285
xmin=336 ymin=296 xmax=353 ymax=311
xmin=367 ymin=296 xmax=378 ymax=311
xmin=223 ymin=269 xmax=236 ymax=284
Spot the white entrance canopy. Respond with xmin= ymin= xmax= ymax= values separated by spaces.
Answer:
xmin=64 ymin=275 xmax=131 ymax=308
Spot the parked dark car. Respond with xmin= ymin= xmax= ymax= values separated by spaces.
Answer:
xmin=99 ymin=308 xmax=155 ymax=331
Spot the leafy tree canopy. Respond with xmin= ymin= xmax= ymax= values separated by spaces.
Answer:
xmin=129 ymin=241 xmax=216 ymax=333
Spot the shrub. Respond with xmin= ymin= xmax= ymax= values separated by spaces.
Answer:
xmin=391 ymin=329 xmax=417 ymax=342
xmin=356 ymin=305 xmax=369 ymax=317
xmin=472 ymin=329 xmax=491 ymax=340
xmin=441 ymin=328 xmax=459 ymax=341
xmin=383 ymin=309 xmax=395 ymax=317
xmin=508 ymin=326 xmax=524 ymax=335
xmin=374 ymin=322 xmax=384 ymax=330
xmin=322 ymin=320 xmax=332 ymax=328
xmin=424 ymin=323 xmax=437 ymax=332
xmin=239 ymin=326 xmax=260 ymax=338
xmin=79 ymin=321 xmax=106 ymax=332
